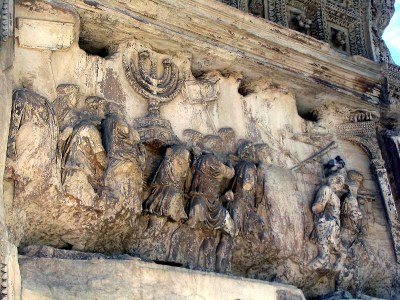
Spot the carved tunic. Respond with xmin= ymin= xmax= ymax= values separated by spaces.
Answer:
xmin=143 ymin=146 xmax=190 ymax=221
xmin=7 ymin=90 xmax=59 ymax=186
xmin=312 ymin=185 xmax=341 ymax=249
xmin=227 ymin=161 xmax=263 ymax=236
xmin=341 ymin=195 xmax=362 ymax=231
xmin=102 ymin=116 xmax=146 ymax=215
xmin=61 ymin=121 xmax=106 ymax=206
xmin=187 ymin=154 xmax=235 ymax=232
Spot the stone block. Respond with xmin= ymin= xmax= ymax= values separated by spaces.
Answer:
xmin=17 ymin=18 xmax=74 ymax=50
xmin=19 ymin=256 xmax=305 ymax=300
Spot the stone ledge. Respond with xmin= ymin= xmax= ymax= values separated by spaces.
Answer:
xmin=64 ymin=0 xmax=384 ymax=108
xmin=19 ymin=255 xmax=305 ymax=300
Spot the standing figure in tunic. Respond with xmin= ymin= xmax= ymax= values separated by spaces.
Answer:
xmin=341 ymin=170 xmax=364 ymax=248
xmin=309 ymin=172 xmax=345 ymax=269
xmin=60 ymin=96 xmax=108 ymax=207
xmin=187 ymin=153 xmax=235 ymax=236
xmin=143 ymin=145 xmax=191 ymax=222
xmin=61 ymin=121 xmax=107 ymax=207
xmin=227 ymin=141 xmax=264 ymax=237
xmin=101 ymin=114 xmax=146 ymax=216
xmin=7 ymin=89 xmax=59 ymax=190
xmin=335 ymin=171 xmax=364 ymax=290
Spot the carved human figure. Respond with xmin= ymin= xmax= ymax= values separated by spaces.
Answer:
xmin=341 ymin=170 xmax=364 ymax=248
xmin=218 ymin=128 xmax=236 ymax=155
xmin=187 ymin=153 xmax=235 ymax=236
xmin=101 ymin=115 xmax=146 ymax=215
xmin=6 ymin=90 xmax=59 ymax=189
xmin=61 ymin=121 xmax=107 ymax=207
xmin=58 ymin=96 xmax=109 ymax=207
xmin=309 ymin=172 xmax=345 ymax=269
xmin=334 ymin=171 xmax=364 ymax=291
xmin=52 ymin=84 xmax=80 ymax=131
xmin=143 ymin=145 xmax=191 ymax=221
xmin=227 ymin=141 xmax=264 ymax=237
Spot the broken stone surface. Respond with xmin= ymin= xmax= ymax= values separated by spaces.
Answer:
xmin=1 ymin=0 xmax=400 ymax=299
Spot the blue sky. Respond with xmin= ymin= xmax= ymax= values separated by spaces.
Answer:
xmin=383 ymin=0 xmax=400 ymax=65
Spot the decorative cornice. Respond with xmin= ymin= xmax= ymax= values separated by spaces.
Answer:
xmin=65 ymin=0 xmax=387 ymax=108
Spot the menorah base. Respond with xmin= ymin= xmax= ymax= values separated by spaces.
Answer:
xmin=134 ymin=116 xmax=177 ymax=148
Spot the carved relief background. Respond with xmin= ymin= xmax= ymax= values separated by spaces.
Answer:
xmin=1 ymin=0 xmax=400 ymax=299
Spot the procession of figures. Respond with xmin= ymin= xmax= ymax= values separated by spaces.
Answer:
xmin=5 ymin=83 xmax=369 ymax=290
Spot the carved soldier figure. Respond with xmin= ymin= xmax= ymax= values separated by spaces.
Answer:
xmin=334 ymin=171 xmax=364 ymax=292
xmin=143 ymin=145 xmax=191 ymax=222
xmin=101 ymin=114 xmax=146 ymax=216
xmin=187 ymin=153 xmax=235 ymax=236
xmin=255 ymin=143 xmax=275 ymax=205
xmin=60 ymin=96 xmax=114 ymax=208
xmin=61 ymin=121 xmax=107 ymax=207
xmin=52 ymin=84 xmax=80 ymax=131
xmin=6 ymin=90 xmax=59 ymax=190
xmin=341 ymin=170 xmax=364 ymax=248
xmin=227 ymin=141 xmax=263 ymax=237
xmin=309 ymin=172 xmax=345 ymax=269
xmin=324 ymin=156 xmax=346 ymax=176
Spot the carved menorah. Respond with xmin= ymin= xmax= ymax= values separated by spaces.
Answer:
xmin=123 ymin=50 xmax=183 ymax=117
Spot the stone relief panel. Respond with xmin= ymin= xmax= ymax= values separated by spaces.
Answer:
xmin=3 ymin=2 xmax=400 ymax=298
xmin=5 ymin=80 xmax=398 ymax=298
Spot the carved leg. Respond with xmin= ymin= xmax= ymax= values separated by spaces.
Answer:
xmin=309 ymin=220 xmax=333 ymax=269
xmin=197 ymin=231 xmax=216 ymax=271
xmin=215 ymin=233 xmax=233 ymax=274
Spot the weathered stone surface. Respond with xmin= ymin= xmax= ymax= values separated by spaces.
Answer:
xmin=1 ymin=0 xmax=400 ymax=299
xmin=17 ymin=18 xmax=74 ymax=50
xmin=19 ymin=254 xmax=305 ymax=300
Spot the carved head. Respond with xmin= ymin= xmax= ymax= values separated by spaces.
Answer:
xmin=327 ymin=173 xmax=345 ymax=192
xmin=165 ymin=145 xmax=191 ymax=178
xmin=85 ymin=96 xmax=107 ymax=119
xmin=249 ymin=0 xmax=264 ymax=17
xmin=183 ymin=129 xmax=204 ymax=148
xmin=346 ymin=170 xmax=363 ymax=194
xmin=237 ymin=140 xmax=254 ymax=161
xmin=333 ymin=30 xmax=347 ymax=47
xmin=201 ymin=135 xmax=223 ymax=154
xmin=218 ymin=128 xmax=236 ymax=153
xmin=113 ymin=117 xmax=140 ymax=145
xmin=56 ymin=84 xmax=79 ymax=108
xmin=254 ymin=143 xmax=273 ymax=164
